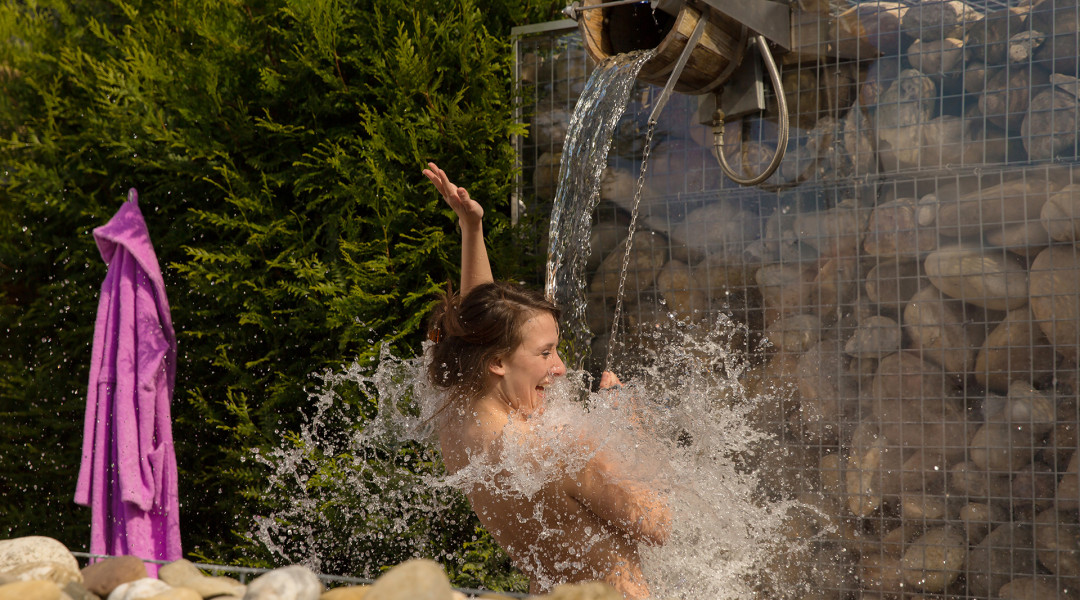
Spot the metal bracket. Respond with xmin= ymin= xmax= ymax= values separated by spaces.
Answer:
xmin=697 ymin=0 xmax=790 ymax=50
xmin=695 ymin=43 xmax=766 ymax=124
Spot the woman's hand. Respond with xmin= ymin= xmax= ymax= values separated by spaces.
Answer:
xmin=599 ymin=371 xmax=622 ymax=390
xmin=423 ymin=162 xmax=483 ymax=229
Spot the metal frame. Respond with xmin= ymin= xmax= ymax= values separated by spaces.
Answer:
xmin=511 ymin=20 xmax=580 ymax=226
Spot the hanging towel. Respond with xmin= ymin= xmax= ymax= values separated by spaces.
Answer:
xmin=75 ymin=189 xmax=181 ymax=576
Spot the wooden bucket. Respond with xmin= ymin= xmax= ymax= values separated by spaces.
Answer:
xmin=578 ymin=0 xmax=748 ymax=95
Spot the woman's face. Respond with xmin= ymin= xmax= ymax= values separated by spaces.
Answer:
xmin=491 ymin=311 xmax=565 ymax=416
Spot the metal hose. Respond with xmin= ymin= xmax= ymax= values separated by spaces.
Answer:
xmin=713 ymin=34 xmax=789 ymax=187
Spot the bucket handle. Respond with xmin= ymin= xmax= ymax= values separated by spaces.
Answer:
xmin=712 ymin=35 xmax=789 ymax=187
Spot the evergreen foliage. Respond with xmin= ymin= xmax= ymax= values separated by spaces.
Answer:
xmin=0 ymin=0 xmax=561 ymax=589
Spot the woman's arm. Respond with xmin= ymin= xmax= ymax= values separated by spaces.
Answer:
xmin=422 ymin=162 xmax=494 ymax=296
xmin=572 ymin=449 xmax=671 ymax=546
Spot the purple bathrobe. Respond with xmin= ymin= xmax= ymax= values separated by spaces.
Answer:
xmin=75 ymin=190 xmax=181 ymax=575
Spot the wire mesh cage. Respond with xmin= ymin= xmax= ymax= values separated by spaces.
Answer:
xmin=515 ymin=2 xmax=1080 ymax=597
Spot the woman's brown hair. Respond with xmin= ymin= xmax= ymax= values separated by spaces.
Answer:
xmin=427 ymin=281 xmax=560 ymax=398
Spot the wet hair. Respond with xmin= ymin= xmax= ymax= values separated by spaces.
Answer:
xmin=427 ymin=281 xmax=560 ymax=398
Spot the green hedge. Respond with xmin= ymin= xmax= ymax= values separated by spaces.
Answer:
xmin=0 ymin=0 xmax=560 ymax=588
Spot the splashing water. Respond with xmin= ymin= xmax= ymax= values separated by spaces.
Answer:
xmin=250 ymin=318 xmax=810 ymax=598
xmin=545 ymin=50 xmax=655 ymax=368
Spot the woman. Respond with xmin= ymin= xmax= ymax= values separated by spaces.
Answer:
xmin=422 ymin=163 xmax=670 ymax=598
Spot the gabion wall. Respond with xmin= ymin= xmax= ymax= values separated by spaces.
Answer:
xmin=515 ymin=2 xmax=1080 ymax=597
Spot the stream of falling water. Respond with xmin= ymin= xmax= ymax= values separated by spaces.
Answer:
xmin=250 ymin=51 xmax=811 ymax=600
xmin=545 ymin=49 xmax=655 ymax=368
xmin=604 ymin=121 xmax=655 ymax=373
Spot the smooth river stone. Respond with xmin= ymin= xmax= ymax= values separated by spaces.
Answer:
xmin=0 ymin=537 xmax=78 ymax=577
xmin=532 ymin=152 xmax=559 ymax=202
xmin=756 ymin=263 xmax=818 ymax=325
xmin=901 ymin=527 xmax=967 ymax=592
xmin=864 ymin=198 xmax=937 ymax=257
xmin=1031 ymin=0 xmax=1080 ymax=77
xmin=980 ymin=65 xmax=1052 ymax=134
xmin=364 ymin=559 xmax=455 ymax=600
xmin=81 ymin=556 xmax=147 ymax=598
xmin=904 ymin=285 xmax=986 ymax=375
xmin=924 ymin=244 xmax=1029 ymax=310
xmin=969 ymin=420 xmax=1039 ymax=471
xmin=881 ymin=112 xmax=1009 ymax=173
xmin=965 ymin=7 xmax=1026 ymax=66
xmin=935 ymin=177 xmax=1057 ymax=239
xmin=974 ymin=307 xmax=1056 ymax=392
xmin=797 ymin=340 xmax=858 ymax=444
xmin=907 ymin=37 xmax=964 ymax=80
xmin=1058 ymin=452 xmax=1080 ymax=510
xmin=655 ymin=260 xmax=707 ymax=321
xmin=533 ymin=107 xmax=569 ymax=151
xmin=844 ymin=315 xmax=902 ymax=358
xmin=108 ymin=578 xmax=172 ymax=600
xmin=668 ymin=200 xmax=760 ymax=265
xmin=839 ymin=99 xmax=877 ymax=179
xmin=865 ymin=259 xmax=923 ymax=310
xmin=967 ymin=522 xmax=1039 ymax=598
xmin=987 ymin=221 xmax=1053 ymax=257
xmin=874 ymin=69 xmax=936 ymax=172
xmin=846 ymin=426 xmax=904 ymax=517
xmin=857 ymin=554 xmax=904 ymax=594
xmin=792 ymin=204 xmax=867 ymax=259
xmin=764 ymin=313 xmax=821 ymax=353
xmin=157 ymin=559 xmax=244 ymax=599
xmin=244 ymin=565 xmax=321 ymax=600
xmin=871 ymin=351 xmax=965 ymax=457
xmin=0 ymin=581 xmax=61 ymax=600
xmin=901 ymin=0 xmax=982 ymax=42
xmin=999 ymin=576 xmax=1078 ymax=600
xmin=853 ymin=2 xmax=909 ymax=55
xmin=959 ymin=502 xmax=1008 ymax=545
xmin=1022 ymin=88 xmax=1080 ymax=162
xmin=1034 ymin=508 xmax=1080 ymax=578
xmin=872 ymin=350 xmax=959 ymax=404
xmin=1040 ymin=183 xmax=1080 ymax=242
xmin=589 ymin=230 xmax=668 ymax=297
xmin=1029 ymin=245 xmax=1080 ymax=360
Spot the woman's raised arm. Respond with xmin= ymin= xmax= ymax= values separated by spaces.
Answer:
xmin=422 ymin=162 xmax=494 ymax=297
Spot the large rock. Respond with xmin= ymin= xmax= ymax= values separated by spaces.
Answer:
xmin=0 ymin=537 xmax=79 ymax=582
xmin=147 ymin=588 xmax=202 ymax=600
xmin=668 ymin=200 xmax=759 ymax=266
xmin=966 ymin=522 xmax=1039 ymax=597
xmin=0 ymin=561 xmax=81 ymax=587
xmin=1022 ymin=87 xmax=1080 ymax=161
xmin=320 ymin=586 xmax=370 ymax=600
xmin=108 ymin=577 xmax=172 ymax=600
xmin=364 ymin=559 xmax=453 ymax=600
xmin=82 ymin=556 xmax=147 ymax=598
xmin=1029 ymin=245 xmax=1080 ymax=360
xmin=901 ymin=527 xmax=967 ymax=592
xmin=544 ymin=581 xmax=622 ymax=600
xmin=924 ymin=244 xmax=1029 ymax=310
xmin=0 ymin=580 xmax=62 ymax=600
xmin=158 ymin=559 xmax=244 ymax=599
xmin=243 ymin=565 xmax=321 ymax=600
